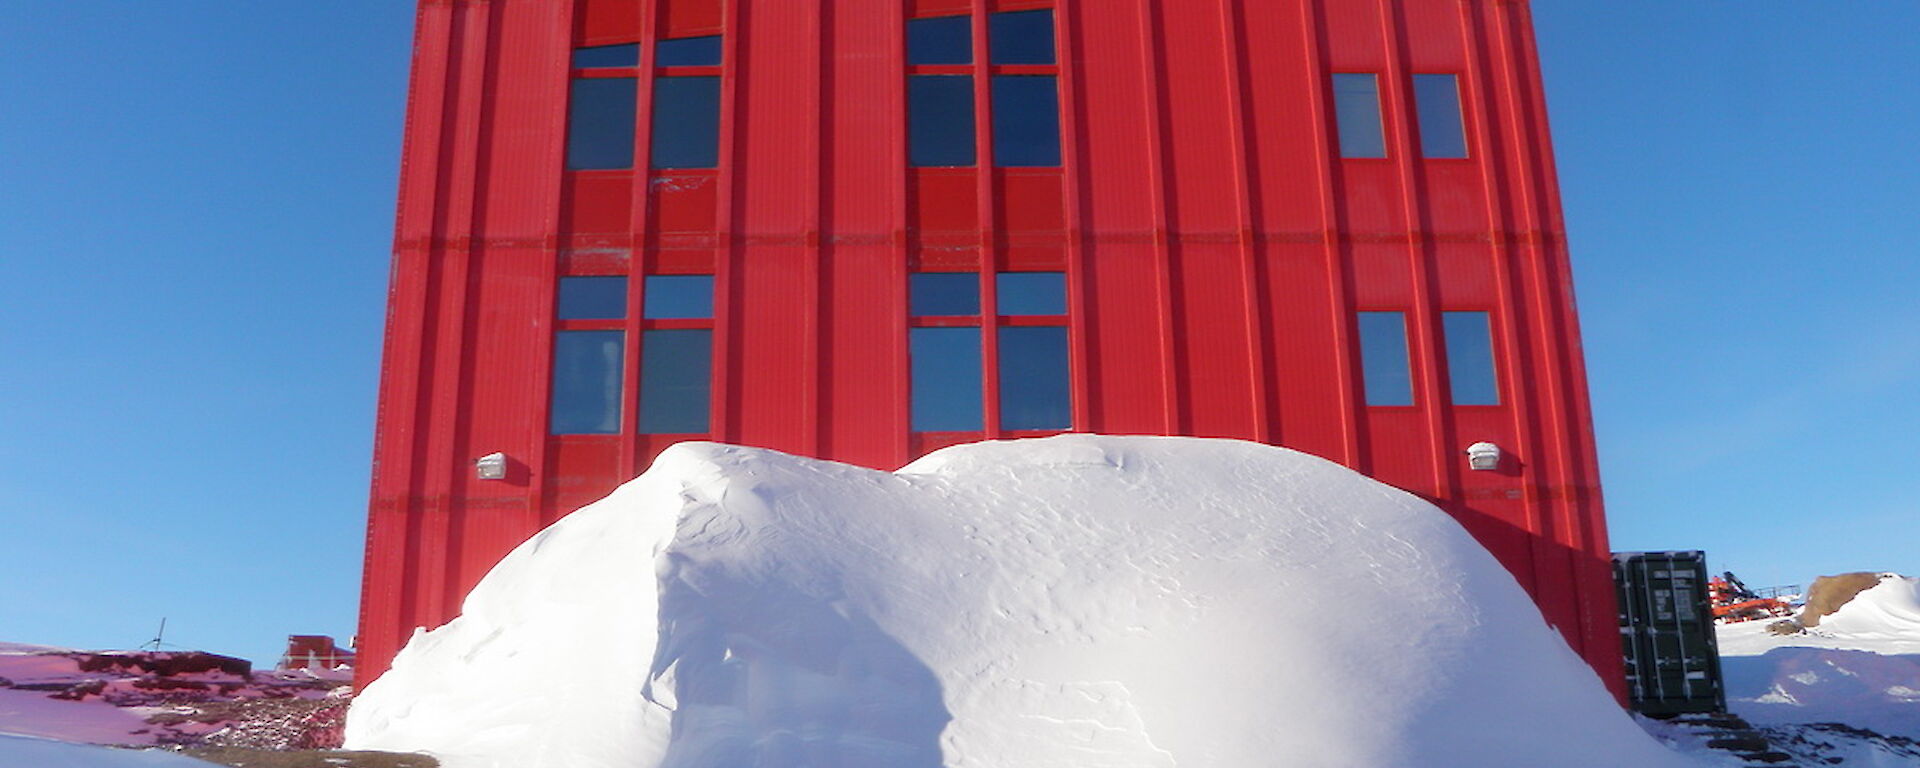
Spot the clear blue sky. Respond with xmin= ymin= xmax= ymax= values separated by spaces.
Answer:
xmin=1 ymin=4 xmax=1913 ymax=664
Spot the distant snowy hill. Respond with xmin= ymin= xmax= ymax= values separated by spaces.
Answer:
xmin=1719 ymin=573 xmax=1920 ymax=742
xmin=348 ymin=435 xmax=1693 ymax=768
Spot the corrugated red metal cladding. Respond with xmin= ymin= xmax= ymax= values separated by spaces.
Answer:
xmin=360 ymin=0 xmax=1623 ymax=701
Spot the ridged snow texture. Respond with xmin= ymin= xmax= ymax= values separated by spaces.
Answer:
xmin=346 ymin=435 xmax=1689 ymax=768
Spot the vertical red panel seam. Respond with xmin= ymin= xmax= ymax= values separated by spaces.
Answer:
xmin=888 ymin=0 xmax=912 ymax=467
xmin=1375 ymin=0 xmax=1449 ymax=500
xmin=971 ymin=1 xmax=1003 ymax=437
xmin=530 ymin=0 xmax=579 ymax=525
xmin=1214 ymin=0 xmax=1271 ymax=444
xmin=1055 ymin=0 xmax=1092 ymax=433
xmin=712 ymin=0 xmax=742 ymax=443
xmin=620 ymin=0 xmax=663 ymax=479
xmin=1300 ymin=0 xmax=1359 ymax=466
xmin=1133 ymin=0 xmax=1179 ymax=434
xmin=357 ymin=0 xmax=450 ymax=690
xmin=802 ymin=0 xmax=825 ymax=457
xmin=1459 ymin=0 xmax=1542 ymax=595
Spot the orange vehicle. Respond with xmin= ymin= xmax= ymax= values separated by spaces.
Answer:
xmin=1709 ymin=572 xmax=1796 ymax=622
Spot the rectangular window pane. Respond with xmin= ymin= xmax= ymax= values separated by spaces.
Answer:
xmin=651 ymin=76 xmax=720 ymax=169
xmin=908 ymin=15 xmax=971 ymax=65
xmin=911 ymin=327 xmax=983 ymax=431
xmin=1333 ymin=73 xmax=1386 ymax=159
xmin=573 ymin=44 xmax=639 ymax=68
xmin=642 ymin=275 xmax=714 ymax=319
xmin=909 ymin=75 xmax=975 ymax=167
xmin=657 ymin=35 xmax=721 ymax=66
xmin=991 ymin=75 xmax=1060 ymax=167
xmin=996 ymin=272 xmax=1065 ymax=315
xmin=1358 ymin=311 xmax=1412 ymax=406
xmin=989 ymin=9 xmax=1054 ymax=65
xmin=567 ymin=77 xmax=636 ymax=170
xmin=639 ymin=329 xmax=712 ymax=433
xmin=1443 ymin=311 xmax=1499 ymax=405
xmin=911 ymin=272 xmax=979 ymax=316
xmin=999 ymin=326 xmax=1070 ymax=430
xmin=551 ymin=330 xmax=623 ymax=434
xmin=557 ymin=276 xmax=627 ymax=320
xmin=1414 ymin=74 xmax=1467 ymax=159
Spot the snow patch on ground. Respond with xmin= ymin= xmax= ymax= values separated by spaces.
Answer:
xmin=0 ymin=732 xmax=219 ymax=767
xmin=348 ymin=435 xmax=1693 ymax=768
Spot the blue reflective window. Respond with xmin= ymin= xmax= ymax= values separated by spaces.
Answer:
xmin=996 ymin=272 xmax=1065 ymax=315
xmin=573 ymin=44 xmax=639 ymax=68
xmin=908 ymin=16 xmax=971 ymax=65
xmin=909 ymin=75 xmax=975 ymax=167
xmin=1333 ymin=73 xmax=1386 ymax=159
xmin=989 ymin=9 xmax=1054 ymax=64
xmin=911 ymin=272 xmax=979 ymax=316
xmin=999 ymin=326 xmax=1070 ymax=430
xmin=1443 ymin=311 xmax=1499 ymax=405
xmin=567 ymin=77 xmax=636 ymax=170
xmin=657 ymin=35 xmax=722 ymax=66
xmin=639 ymin=329 xmax=712 ymax=433
xmin=1358 ymin=311 xmax=1412 ymax=406
xmin=991 ymin=75 xmax=1059 ymax=167
xmin=557 ymin=276 xmax=627 ymax=320
xmin=1414 ymin=74 xmax=1467 ymax=159
xmin=911 ymin=327 xmax=983 ymax=431
xmin=643 ymin=275 xmax=714 ymax=319
xmin=651 ymin=76 xmax=720 ymax=169
xmin=551 ymin=330 xmax=624 ymax=434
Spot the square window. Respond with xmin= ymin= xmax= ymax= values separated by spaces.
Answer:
xmin=911 ymin=327 xmax=984 ymax=431
xmin=1443 ymin=311 xmax=1499 ymax=405
xmin=651 ymin=76 xmax=721 ymax=169
xmin=550 ymin=330 xmax=624 ymax=434
xmin=911 ymin=272 xmax=980 ymax=316
xmin=567 ymin=77 xmax=637 ymax=170
xmin=1414 ymin=74 xmax=1467 ymax=159
xmin=1357 ymin=311 xmax=1412 ymax=406
xmin=908 ymin=15 xmax=971 ymax=65
xmin=989 ymin=9 xmax=1054 ymax=65
xmin=999 ymin=325 xmax=1070 ymax=430
xmin=909 ymin=75 xmax=976 ymax=167
xmin=557 ymin=276 xmax=627 ymax=320
xmin=991 ymin=75 xmax=1060 ymax=167
xmin=657 ymin=35 xmax=721 ymax=67
xmin=639 ymin=329 xmax=712 ymax=433
xmin=573 ymin=44 xmax=639 ymax=68
xmin=643 ymin=275 xmax=714 ymax=319
xmin=1333 ymin=73 xmax=1386 ymax=159
xmin=996 ymin=272 xmax=1065 ymax=315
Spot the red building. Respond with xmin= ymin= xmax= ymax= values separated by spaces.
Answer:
xmin=359 ymin=0 xmax=1622 ymax=699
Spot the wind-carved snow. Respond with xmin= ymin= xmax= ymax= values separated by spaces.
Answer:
xmin=346 ymin=435 xmax=1692 ymax=768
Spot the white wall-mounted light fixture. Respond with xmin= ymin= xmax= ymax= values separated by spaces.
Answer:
xmin=475 ymin=452 xmax=509 ymax=480
xmin=1465 ymin=442 xmax=1502 ymax=471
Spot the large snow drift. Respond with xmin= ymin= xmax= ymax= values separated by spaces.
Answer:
xmin=1719 ymin=574 xmax=1920 ymax=740
xmin=347 ymin=435 xmax=1688 ymax=768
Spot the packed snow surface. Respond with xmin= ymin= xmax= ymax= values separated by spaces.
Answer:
xmin=1719 ymin=574 xmax=1920 ymax=740
xmin=0 ymin=733 xmax=218 ymax=767
xmin=348 ymin=435 xmax=1692 ymax=768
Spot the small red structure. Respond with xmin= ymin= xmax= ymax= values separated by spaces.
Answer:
xmin=279 ymin=635 xmax=354 ymax=672
xmin=359 ymin=0 xmax=1625 ymax=702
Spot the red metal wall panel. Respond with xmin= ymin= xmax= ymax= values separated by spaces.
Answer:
xmin=360 ymin=0 xmax=1626 ymax=704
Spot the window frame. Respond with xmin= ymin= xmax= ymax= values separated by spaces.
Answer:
xmin=906 ymin=6 xmax=1062 ymax=169
xmin=908 ymin=268 xmax=1072 ymax=437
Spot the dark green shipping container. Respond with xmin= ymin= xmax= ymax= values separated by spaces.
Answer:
xmin=1614 ymin=551 xmax=1726 ymax=716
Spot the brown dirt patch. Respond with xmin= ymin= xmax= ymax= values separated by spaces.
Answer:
xmin=1800 ymin=572 xmax=1885 ymax=627
xmin=180 ymin=747 xmax=438 ymax=768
